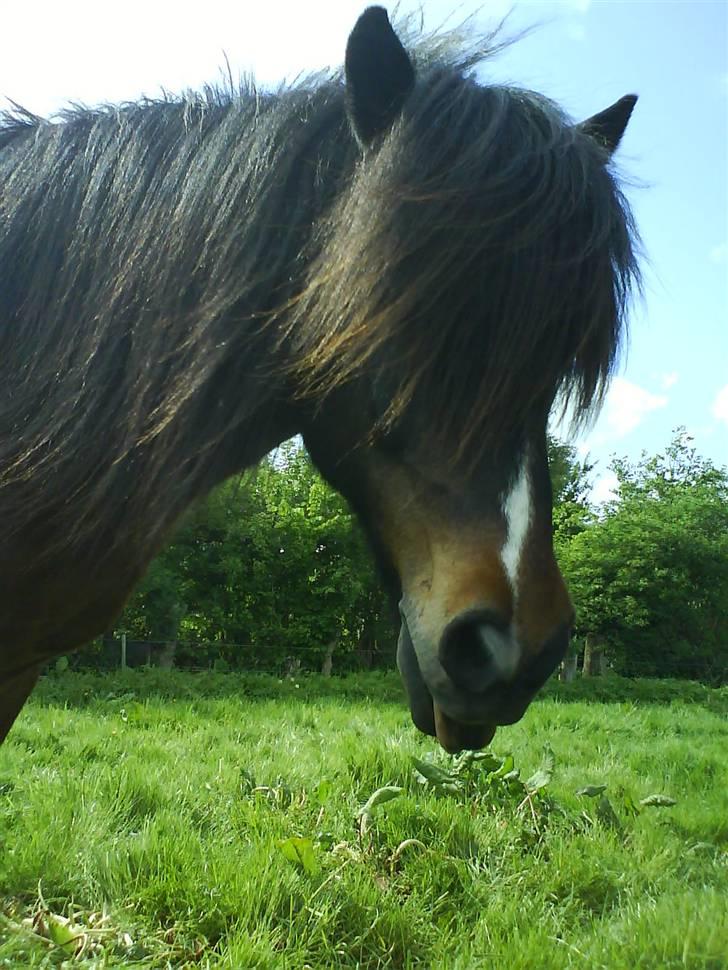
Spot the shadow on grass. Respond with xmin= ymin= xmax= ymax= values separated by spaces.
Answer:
xmin=29 ymin=668 xmax=728 ymax=717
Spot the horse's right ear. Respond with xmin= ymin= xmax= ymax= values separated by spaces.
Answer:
xmin=345 ymin=7 xmax=415 ymax=147
xmin=579 ymin=95 xmax=638 ymax=155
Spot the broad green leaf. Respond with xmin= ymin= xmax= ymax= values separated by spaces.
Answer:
xmin=452 ymin=751 xmax=475 ymax=774
xmin=576 ymin=785 xmax=607 ymax=798
xmin=278 ymin=837 xmax=317 ymax=874
xmin=470 ymin=752 xmax=503 ymax=774
xmin=357 ymin=786 xmax=403 ymax=818
xmin=525 ymin=744 xmax=555 ymax=793
xmin=453 ymin=750 xmax=501 ymax=777
xmin=639 ymin=794 xmax=677 ymax=808
xmin=411 ymin=758 xmax=459 ymax=789
xmin=46 ymin=914 xmax=80 ymax=952
xmin=492 ymin=755 xmax=515 ymax=779
xmin=316 ymin=780 xmax=333 ymax=805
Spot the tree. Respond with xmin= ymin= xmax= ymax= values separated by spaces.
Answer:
xmin=100 ymin=433 xmax=595 ymax=671
xmin=558 ymin=431 xmax=728 ymax=680
xmin=548 ymin=434 xmax=594 ymax=546
xmin=547 ymin=433 xmax=594 ymax=507
xmin=111 ymin=441 xmax=394 ymax=671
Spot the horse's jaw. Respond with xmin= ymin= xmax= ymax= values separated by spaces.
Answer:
xmin=396 ymin=621 xmax=496 ymax=753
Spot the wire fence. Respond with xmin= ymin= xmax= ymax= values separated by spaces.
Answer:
xmin=66 ymin=636 xmax=727 ymax=686
xmin=564 ymin=655 xmax=726 ymax=685
xmin=72 ymin=635 xmax=393 ymax=677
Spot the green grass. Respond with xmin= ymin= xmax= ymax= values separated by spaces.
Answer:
xmin=1 ymin=670 xmax=726 ymax=968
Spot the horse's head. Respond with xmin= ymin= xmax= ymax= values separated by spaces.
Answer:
xmin=303 ymin=404 xmax=575 ymax=751
xmin=294 ymin=8 xmax=639 ymax=751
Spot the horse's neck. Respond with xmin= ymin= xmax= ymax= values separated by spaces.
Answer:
xmin=0 ymin=390 xmax=301 ymax=675
xmin=191 ymin=396 xmax=300 ymax=497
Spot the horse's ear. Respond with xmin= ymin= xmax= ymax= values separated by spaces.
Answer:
xmin=579 ymin=94 xmax=638 ymax=154
xmin=345 ymin=6 xmax=415 ymax=146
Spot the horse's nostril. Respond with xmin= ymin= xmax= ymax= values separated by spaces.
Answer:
xmin=440 ymin=612 xmax=519 ymax=692
xmin=477 ymin=624 xmax=520 ymax=682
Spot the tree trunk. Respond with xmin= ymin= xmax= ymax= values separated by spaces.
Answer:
xmin=158 ymin=641 xmax=177 ymax=669
xmin=321 ymin=640 xmax=335 ymax=677
xmin=582 ymin=635 xmax=604 ymax=676
xmin=559 ymin=653 xmax=577 ymax=682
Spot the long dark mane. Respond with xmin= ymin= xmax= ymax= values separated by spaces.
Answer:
xmin=0 ymin=25 xmax=639 ymax=573
xmin=0 ymin=78 xmax=355 ymax=564
xmin=285 ymin=69 xmax=640 ymax=462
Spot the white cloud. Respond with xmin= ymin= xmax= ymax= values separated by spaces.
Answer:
xmin=601 ymin=377 xmax=668 ymax=439
xmin=709 ymin=242 xmax=728 ymax=265
xmin=712 ymin=384 xmax=728 ymax=427
xmin=563 ymin=377 xmax=669 ymax=458
xmin=590 ymin=470 xmax=619 ymax=506
xmin=0 ymin=1 xmax=383 ymax=114
xmin=1 ymin=0 xmax=523 ymax=116
xmin=660 ymin=371 xmax=679 ymax=390
xmin=561 ymin=0 xmax=591 ymax=44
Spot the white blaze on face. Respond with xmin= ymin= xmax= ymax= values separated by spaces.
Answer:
xmin=500 ymin=456 xmax=532 ymax=599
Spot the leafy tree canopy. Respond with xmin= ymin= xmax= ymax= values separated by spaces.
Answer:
xmin=558 ymin=430 xmax=728 ymax=679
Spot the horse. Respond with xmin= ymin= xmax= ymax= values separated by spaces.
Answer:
xmin=0 ymin=7 xmax=639 ymax=752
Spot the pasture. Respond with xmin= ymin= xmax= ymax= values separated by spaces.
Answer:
xmin=0 ymin=671 xmax=726 ymax=968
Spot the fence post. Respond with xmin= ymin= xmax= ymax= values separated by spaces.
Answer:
xmin=120 ymin=632 xmax=127 ymax=670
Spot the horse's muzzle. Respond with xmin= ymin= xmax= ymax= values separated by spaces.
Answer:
xmin=396 ymin=615 xmax=569 ymax=753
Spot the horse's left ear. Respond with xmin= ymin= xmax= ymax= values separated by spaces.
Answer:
xmin=345 ymin=6 xmax=415 ymax=146
xmin=579 ymin=94 xmax=638 ymax=154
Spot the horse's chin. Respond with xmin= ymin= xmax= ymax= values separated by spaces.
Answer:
xmin=396 ymin=622 xmax=496 ymax=754
xmin=432 ymin=703 xmax=497 ymax=754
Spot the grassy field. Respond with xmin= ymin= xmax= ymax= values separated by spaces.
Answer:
xmin=0 ymin=670 xmax=726 ymax=968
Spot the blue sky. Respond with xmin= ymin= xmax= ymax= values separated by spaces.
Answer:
xmin=2 ymin=1 xmax=726 ymax=498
